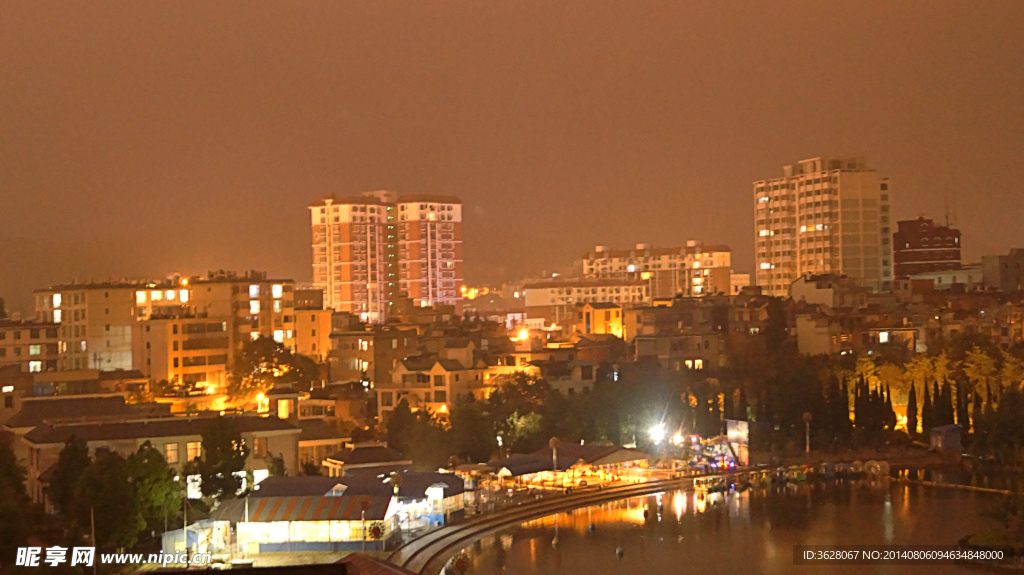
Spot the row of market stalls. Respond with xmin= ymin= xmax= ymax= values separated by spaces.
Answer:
xmin=484 ymin=444 xmax=654 ymax=488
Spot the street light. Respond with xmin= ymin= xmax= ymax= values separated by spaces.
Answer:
xmin=650 ymin=424 xmax=666 ymax=444
xmin=803 ymin=412 xmax=812 ymax=454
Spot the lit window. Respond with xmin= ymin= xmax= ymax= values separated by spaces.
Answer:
xmin=165 ymin=290 xmax=176 ymax=301
xmin=285 ymin=330 xmax=293 ymax=339
xmin=179 ymin=290 xmax=190 ymax=303
xmin=249 ymin=285 xmax=260 ymax=298
xmin=52 ymin=294 xmax=62 ymax=308
xmin=53 ymin=310 xmax=62 ymax=324
xmin=272 ymin=284 xmax=283 ymax=299
xmin=273 ymin=330 xmax=284 ymax=343
xmin=186 ymin=441 xmax=202 ymax=461
xmin=29 ymin=345 xmax=41 ymax=356
xmin=273 ymin=300 xmax=282 ymax=313
xmin=694 ymin=359 xmax=704 ymax=370
xmin=250 ymin=332 xmax=260 ymax=341
xmin=80 ymin=341 xmax=87 ymax=352
xmin=165 ymin=443 xmax=179 ymax=464
xmin=151 ymin=290 xmax=162 ymax=301
xmin=29 ymin=361 xmax=42 ymax=373
xmin=250 ymin=300 xmax=261 ymax=314
xmin=879 ymin=332 xmax=889 ymax=344
xmin=136 ymin=291 xmax=147 ymax=305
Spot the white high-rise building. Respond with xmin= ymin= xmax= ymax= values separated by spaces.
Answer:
xmin=753 ymin=157 xmax=893 ymax=297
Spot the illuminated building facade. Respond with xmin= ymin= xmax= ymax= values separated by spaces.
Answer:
xmin=187 ymin=270 xmax=297 ymax=362
xmin=754 ymin=157 xmax=894 ymax=297
xmin=132 ymin=316 xmax=232 ymax=393
xmin=579 ymin=242 xmax=739 ymax=298
xmin=310 ymin=191 xmax=463 ymax=321
xmin=34 ymin=282 xmax=152 ymax=371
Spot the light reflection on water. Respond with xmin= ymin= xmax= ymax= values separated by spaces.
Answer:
xmin=453 ymin=480 xmax=999 ymax=575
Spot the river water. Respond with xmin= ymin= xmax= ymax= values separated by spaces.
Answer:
xmin=453 ymin=479 xmax=1000 ymax=575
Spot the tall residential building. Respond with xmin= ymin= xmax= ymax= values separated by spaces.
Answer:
xmin=579 ymin=241 xmax=739 ymax=298
xmin=893 ymin=217 xmax=962 ymax=278
xmin=309 ymin=191 xmax=463 ymax=321
xmin=753 ymin=157 xmax=893 ymax=297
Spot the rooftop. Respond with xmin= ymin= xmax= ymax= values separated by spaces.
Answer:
xmin=23 ymin=415 xmax=300 ymax=446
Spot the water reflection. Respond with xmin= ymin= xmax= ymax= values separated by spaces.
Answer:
xmin=455 ymin=480 xmax=999 ymax=575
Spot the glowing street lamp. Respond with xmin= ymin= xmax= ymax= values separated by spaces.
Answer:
xmin=650 ymin=423 xmax=666 ymax=444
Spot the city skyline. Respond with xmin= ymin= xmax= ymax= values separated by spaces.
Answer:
xmin=3 ymin=1 xmax=1024 ymax=314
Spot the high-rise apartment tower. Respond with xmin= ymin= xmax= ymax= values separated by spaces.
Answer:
xmin=753 ymin=157 xmax=893 ymax=297
xmin=310 ymin=191 xmax=463 ymax=321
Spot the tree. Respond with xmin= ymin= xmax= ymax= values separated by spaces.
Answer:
xmin=126 ymin=442 xmax=183 ymax=539
xmin=406 ymin=412 xmax=450 ymax=471
xmin=267 ymin=454 xmax=286 ymax=477
xmin=964 ymin=346 xmax=997 ymax=401
xmin=906 ymin=383 xmax=918 ymax=436
xmin=386 ymin=399 xmax=416 ymax=455
xmin=1000 ymin=351 xmax=1024 ymax=390
xmin=449 ymin=394 xmax=497 ymax=463
xmin=0 ymin=438 xmax=31 ymax=562
xmin=301 ymin=462 xmax=322 ymax=476
xmin=921 ymin=380 xmax=933 ymax=433
xmin=191 ymin=417 xmax=250 ymax=501
xmin=230 ymin=336 xmax=321 ymax=397
xmin=48 ymin=435 xmax=90 ymax=517
xmin=73 ymin=449 xmax=145 ymax=551
xmin=736 ymin=385 xmax=750 ymax=422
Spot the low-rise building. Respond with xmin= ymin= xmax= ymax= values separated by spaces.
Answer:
xmin=633 ymin=332 xmax=724 ymax=371
xmin=21 ymin=414 xmax=301 ymax=507
xmin=322 ymin=442 xmax=412 ymax=477
xmin=0 ymin=320 xmax=59 ymax=374
xmin=133 ymin=316 xmax=232 ymax=394
xmin=572 ymin=302 xmax=623 ymax=337
xmin=330 ymin=327 xmax=418 ymax=386
xmin=983 ymin=249 xmax=1024 ymax=293
xmin=378 ymin=357 xmax=489 ymax=421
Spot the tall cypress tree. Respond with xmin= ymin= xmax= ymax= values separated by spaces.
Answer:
xmin=940 ymin=379 xmax=954 ymax=426
xmin=736 ymin=386 xmax=749 ymax=422
xmin=906 ymin=384 xmax=918 ymax=436
xmin=922 ymin=379 xmax=932 ymax=433
xmin=971 ymin=383 xmax=983 ymax=436
xmin=885 ymin=384 xmax=897 ymax=430
xmin=955 ymin=379 xmax=969 ymax=431
xmin=723 ymin=387 xmax=735 ymax=421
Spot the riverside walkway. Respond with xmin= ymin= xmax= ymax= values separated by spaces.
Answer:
xmin=387 ymin=478 xmax=695 ymax=574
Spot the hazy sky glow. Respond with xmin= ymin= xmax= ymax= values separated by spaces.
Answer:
xmin=2 ymin=1 xmax=1023 ymax=312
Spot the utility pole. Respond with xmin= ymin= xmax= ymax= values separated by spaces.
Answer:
xmin=183 ymin=497 xmax=188 ymax=569
xmin=90 ymin=507 xmax=97 ymax=575
xmin=803 ymin=412 xmax=812 ymax=454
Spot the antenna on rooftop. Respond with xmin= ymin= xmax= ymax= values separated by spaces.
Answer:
xmin=944 ymin=189 xmax=958 ymax=228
